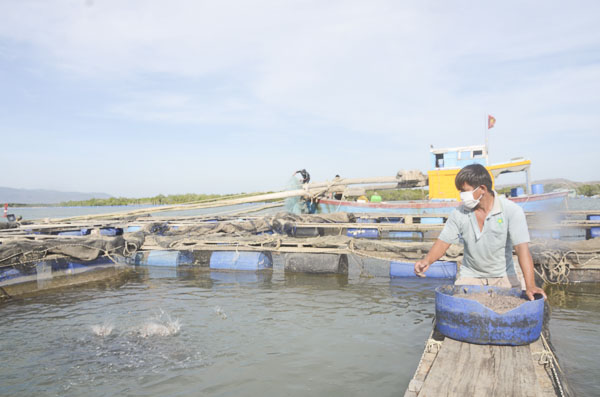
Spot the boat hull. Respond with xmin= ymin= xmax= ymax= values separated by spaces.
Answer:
xmin=317 ymin=191 xmax=568 ymax=215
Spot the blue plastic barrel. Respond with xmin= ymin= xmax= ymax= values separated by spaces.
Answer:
xmin=388 ymin=231 xmax=423 ymax=240
xmin=356 ymin=218 xmax=377 ymax=223
xmin=435 ymin=285 xmax=544 ymax=345
xmin=142 ymin=250 xmax=195 ymax=267
xmin=420 ymin=217 xmax=444 ymax=224
xmin=588 ymin=215 xmax=600 ymax=239
xmin=532 ymin=184 xmax=544 ymax=195
xmin=290 ymin=227 xmax=320 ymax=237
xmin=59 ymin=228 xmax=123 ymax=236
xmin=347 ymin=228 xmax=379 ymax=238
xmin=0 ymin=268 xmax=21 ymax=282
xmin=378 ymin=217 xmax=403 ymax=223
xmin=390 ymin=261 xmax=456 ymax=278
xmin=210 ymin=251 xmax=272 ymax=271
xmin=510 ymin=187 xmax=525 ymax=197
xmin=57 ymin=230 xmax=87 ymax=236
xmin=67 ymin=262 xmax=87 ymax=271
xmin=99 ymin=227 xmax=123 ymax=236
xmin=66 ymin=256 xmax=113 ymax=271
xmin=126 ymin=225 xmax=142 ymax=233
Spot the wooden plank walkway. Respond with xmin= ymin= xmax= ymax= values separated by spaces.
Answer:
xmin=405 ymin=333 xmax=561 ymax=397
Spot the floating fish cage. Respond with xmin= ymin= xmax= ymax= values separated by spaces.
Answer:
xmin=0 ymin=255 xmax=132 ymax=298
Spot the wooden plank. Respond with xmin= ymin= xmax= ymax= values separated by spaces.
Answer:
xmin=404 ymin=331 xmax=445 ymax=397
xmin=352 ymin=212 xmax=449 ymax=219
xmin=418 ymin=338 xmax=542 ymax=397
xmin=295 ymin=222 xmax=444 ymax=231
xmin=140 ymin=244 xmax=349 ymax=255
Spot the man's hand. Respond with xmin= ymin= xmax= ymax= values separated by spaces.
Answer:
xmin=414 ymin=260 xmax=430 ymax=277
xmin=525 ymin=286 xmax=547 ymax=301
xmin=514 ymin=243 xmax=547 ymax=301
xmin=413 ymin=240 xmax=450 ymax=278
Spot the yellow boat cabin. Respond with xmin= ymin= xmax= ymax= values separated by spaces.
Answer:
xmin=427 ymin=144 xmax=532 ymax=200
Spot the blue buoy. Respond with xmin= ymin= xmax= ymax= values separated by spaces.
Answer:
xmin=435 ymin=285 xmax=544 ymax=345
xmin=290 ymin=226 xmax=321 ymax=237
xmin=210 ymin=251 xmax=272 ymax=271
xmin=587 ymin=215 xmax=600 ymax=239
xmin=510 ymin=187 xmax=525 ymax=197
xmin=57 ymin=230 xmax=87 ymax=236
xmin=140 ymin=250 xmax=195 ymax=267
xmin=347 ymin=228 xmax=379 ymax=238
xmin=378 ymin=217 xmax=403 ymax=223
xmin=420 ymin=217 xmax=444 ymax=224
xmin=99 ymin=227 xmax=123 ymax=236
xmin=388 ymin=231 xmax=423 ymax=240
xmin=0 ymin=268 xmax=21 ymax=282
xmin=57 ymin=228 xmax=123 ymax=236
xmin=356 ymin=218 xmax=377 ymax=223
xmin=284 ymin=253 xmax=348 ymax=274
xmin=390 ymin=261 xmax=456 ymax=278
xmin=532 ymin=184 xmax=544 ymax=195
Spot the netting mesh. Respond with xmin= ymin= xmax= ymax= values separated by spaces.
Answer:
xmin=2 ymin=211 xmax=599 ymax=285
xmin=284 ymin=177 xmax=305 ymax=214
xmin=0 ymin=233 xmax=144 ymax=269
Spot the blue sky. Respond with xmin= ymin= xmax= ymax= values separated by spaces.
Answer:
xmin=0 ymin=0 xmax=599 ymax=197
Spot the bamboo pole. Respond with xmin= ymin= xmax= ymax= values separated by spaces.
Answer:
xmin=45 ymin=176 xmax=405 ymax=223
xmin=49 ymin=188 xmax=323 ymax=222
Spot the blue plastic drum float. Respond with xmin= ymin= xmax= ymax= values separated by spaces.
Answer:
xmin=434 ymin=285 xmax=545 ymax=346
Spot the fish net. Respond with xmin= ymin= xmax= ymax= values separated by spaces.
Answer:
xmin=0 ymin=233 xmax=144 ymax=270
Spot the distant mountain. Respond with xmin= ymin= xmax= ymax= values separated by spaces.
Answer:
xmin=531 ymin=178 xmax=600 ymax=188
xmin=0 ymin=187 xmax=112 ymax=204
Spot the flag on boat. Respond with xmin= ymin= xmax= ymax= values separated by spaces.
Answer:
xmin=488 ymin=115 xmax=496 ymax=129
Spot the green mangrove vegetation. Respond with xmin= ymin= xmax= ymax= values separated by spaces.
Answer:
xmin=365 ymin=188 xmax=429 ymax=201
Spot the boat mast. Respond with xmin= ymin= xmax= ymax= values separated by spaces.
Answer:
xmin=484 ymin=114 xmax=489 ymax=166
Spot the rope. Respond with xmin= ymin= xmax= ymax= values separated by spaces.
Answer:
xmin=411 ymin=330 xmax=442 ymax=391
xmin=534 ymin=249 xmax=571 ymax=284
xmin=532 ymin=350 xmax=553 ymax=366
xmin=531 ymin=334 xmax=566 ymax=397
xmin=425 ymin=338 xmax=443 ymax=353
xmin=534 ymin=244 xmax=600 ymax=284
xmin=0 ymin=285 xmax=11 ymax=300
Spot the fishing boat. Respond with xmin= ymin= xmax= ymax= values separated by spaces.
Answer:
xmin=318 ymin=144 xmax=568 ymax=215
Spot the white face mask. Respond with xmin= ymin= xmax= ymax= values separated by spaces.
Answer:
xmin=460 ymin=186 xmax=482 ymax=210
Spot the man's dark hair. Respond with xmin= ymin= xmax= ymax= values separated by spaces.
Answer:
xmin=455 ymin=164 xmax=493 ymax=192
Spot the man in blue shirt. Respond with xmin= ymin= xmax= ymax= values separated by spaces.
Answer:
xmin=414 ymin=164 xmax=546 ymax=301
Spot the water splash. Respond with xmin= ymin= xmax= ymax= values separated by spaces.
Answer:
xmin=91 ymin=322 xmax=114 ymax=337
xmin=214 ymin=306 xmax=227 ymax=319
xmin=137 ymin=320 xmax=181 ymax=337
xmin=137 ymin=309 xmax=181 ymax=337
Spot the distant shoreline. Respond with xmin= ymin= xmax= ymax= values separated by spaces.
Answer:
xmin=4 ymin=192 xmax=271 ymax=208
xmin=3 ymin=182 xmax=600 ymax=207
